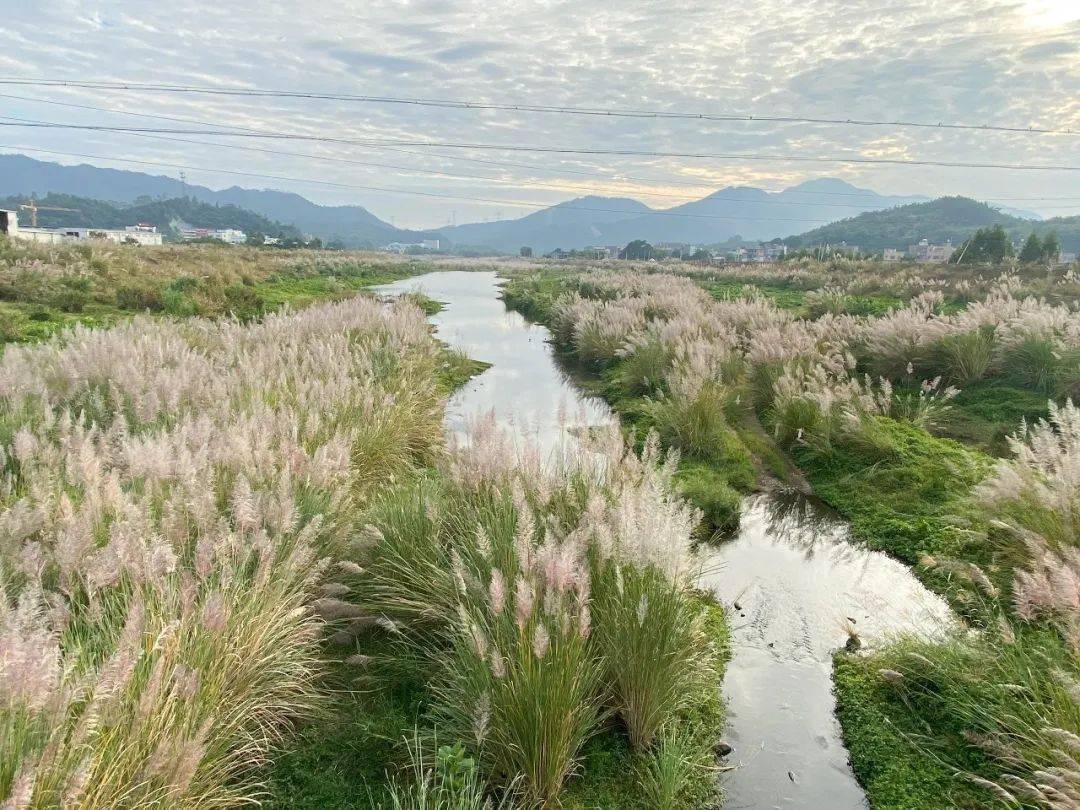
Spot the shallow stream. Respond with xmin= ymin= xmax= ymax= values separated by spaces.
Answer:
xmin=376 ymin=270 xmax=953 ymax=808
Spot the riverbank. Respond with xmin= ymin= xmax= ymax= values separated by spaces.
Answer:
xmin=265 ymin=270 xmax=734 ymax=808
xmin=0 ymin=239 xmax=432 ymax=343
xmin=499 ymin=270 xmax=962 ymax=805
xmin=499 ymin=263 xmax=1079 ymax=808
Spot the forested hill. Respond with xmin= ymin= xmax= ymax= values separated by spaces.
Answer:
xmin=785 ymin=197 xmax=1080 ymax=252
xmin=1 ymin=193 xmax=301 ymax=240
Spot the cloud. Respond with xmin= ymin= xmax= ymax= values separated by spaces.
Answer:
xmin=0 ymin=0 xmax=1075 ymax=228
xmin=320 ymin=45 xmax=431 ymax=74
xmin=434 ymin=41 xmax=505 ymax=63
xmin=1021 ymin=40 xmax=1078 ymax=59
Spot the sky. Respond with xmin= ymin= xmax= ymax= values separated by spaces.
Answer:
xmin=0 ymin=0 xmax=1077 ymax=229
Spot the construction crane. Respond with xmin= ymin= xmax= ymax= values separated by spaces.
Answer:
xmin=19 ymin=197 xmax=79 ymax=227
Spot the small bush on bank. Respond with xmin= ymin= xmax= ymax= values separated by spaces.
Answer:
xmin=645 ymin=378 xmax=755 ymax=489
xmin=932 ymin=327 xmax=995 ymax=384
xmin=674 ymin=463 xmax=742 ymax=536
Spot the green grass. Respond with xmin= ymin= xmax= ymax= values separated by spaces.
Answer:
xmin=698 ymin=281 xmax=904 ymax=318
xmin=940 ymin=382 xmax=1051 ymax=455
xmin=700 ymin=281 xmax=806 ymax=311
xmin=0 ymin=300 xmax=122 ymax=343
xmin=833 ymin=653 xmax=988 ymax=810
xmin=791 ymin=418 xmax=990 ymax=566
xmin=263 ymin=655 xmax=428 ymax=809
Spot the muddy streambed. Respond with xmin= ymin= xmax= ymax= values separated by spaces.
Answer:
xmin=376 ymin=270 xmax=954 ymax=808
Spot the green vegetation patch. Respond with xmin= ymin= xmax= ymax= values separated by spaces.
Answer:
xmin=940 ymin=382 xmax=1051 ymax=455
xmin=792 ymin=418 xmax=990 ymax=566
xmin=833 ymin=653 xmax=987 ymax=810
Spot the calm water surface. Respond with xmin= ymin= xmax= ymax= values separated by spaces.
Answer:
xmin=376 ymin=270 xmax=953 ymax=809
xmin=376 ymin=270 xmax=611 ymax=456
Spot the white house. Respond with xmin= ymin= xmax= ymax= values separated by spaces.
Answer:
xmin=2 ymin=209 xmax=164 ymax=246
xmin=0 ymin=209 xmax=19 ymax=238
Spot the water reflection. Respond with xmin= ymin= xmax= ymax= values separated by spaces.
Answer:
xmin=374 ymin=270 xmax=613 ymax=459
xmin=374 ymin=270 xmax=953 ymax=810
xmin=699 ymin=493 xmax=953 ymax=809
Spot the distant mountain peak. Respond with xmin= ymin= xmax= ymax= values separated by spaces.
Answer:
xmin=785 ymin=177 xmax=871 ymax=194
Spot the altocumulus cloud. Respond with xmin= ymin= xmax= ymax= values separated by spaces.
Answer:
xmin=0 ymin=0 xmax=1076 ymax=228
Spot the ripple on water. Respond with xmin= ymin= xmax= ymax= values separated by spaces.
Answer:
xmin=699 ymin=493 xmax=954 ymax=809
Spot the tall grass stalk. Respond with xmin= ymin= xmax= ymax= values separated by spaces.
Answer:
xmin=0 ymin=295 xmax=444 ymax=807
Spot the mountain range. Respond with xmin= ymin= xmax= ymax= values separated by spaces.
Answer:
xmin=0 ymin=154 xmax=439 ymax=248
xmin=0 ymin=153 xmax=1049 ymax=252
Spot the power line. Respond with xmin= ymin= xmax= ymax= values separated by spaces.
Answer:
xmin=0 ymin=77 xmax=1076 ymax=137
xmin=3 ymin=119 xmax=1078 ymax=172
xmin=6 ymin=93 xmax=1078 ymax=202
xmin=1 ymin=114 xmax=950 ymax=212
xmin=0 ymin=144 xmax=854 ymax=225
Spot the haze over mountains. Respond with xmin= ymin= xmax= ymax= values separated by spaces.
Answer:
xmin=0 ymin=153 xmax=1044 ymax=252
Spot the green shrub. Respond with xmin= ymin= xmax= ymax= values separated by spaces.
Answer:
xmin=115 ymin=282 xmax=165 ymax=312
xmin=26 ymin=307 xmax=54 ymax=323
xmin=223 ymin=283 xmax=265 ymax=321
xmin=645 ymin=381 xmax=755 ymax=489
xmin=162 ymin=289 xmax=200 ymax=317
xmin=1001 ymin=335 xmax=1061 ymax=394
xmin=674 ymin=463 xmax=741 ymax=536
xmin=49 ymin=287 xmax=88 ymax=313
xmin=616 ymin=340 xmax=672 ymax=398
xmin=590 ymin=565 xmax=713 ymax=751
xmin=933 ymin=328 xmax=995 ymax=384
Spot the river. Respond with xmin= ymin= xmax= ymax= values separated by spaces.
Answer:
xmin=375 ymin=270 xmax=953 ymax=809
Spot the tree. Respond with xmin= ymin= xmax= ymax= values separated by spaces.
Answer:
xmin=1019 ymin=232 xmax=1043 ymax=263
xmin=520 ymin=246 xmax=533 ymax=257
xmin=620 ymin=239 xmax=654 ymax=260
xmin=1042 ymin=232 xmax=1060 ymax=264
xmin=954 ymin=225 xmax=1013 ymax=264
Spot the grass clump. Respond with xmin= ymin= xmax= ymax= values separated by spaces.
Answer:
xmin=0 ymin=294 xmax=447 ymax=807
xmin=674 ymin=463 xmax=742 ymax=535
xmin=837 ymin=401 xmax=1080 ymax=808
xmin=342 ymin=428 xmax=728 ymax=807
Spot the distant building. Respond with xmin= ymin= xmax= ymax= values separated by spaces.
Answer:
xmin=908 ymin=239 xmax=955 ymax=263
xmin=1058 ymin=251 xmax=1077 ymax=266
xmin=382 ymin=239 xmax=441 ymax=253
xmin=0 ymin=209 xmax=19 ymax=238
xmin=178 ymin=227 xmax=246 ymax=244
xmin=827 ymin=242 xmax=861 ymax=258
xmin=883 ymin=248 xmax=905 ymax=261
xmin=4 ymin=213 xmax=163 ymax=246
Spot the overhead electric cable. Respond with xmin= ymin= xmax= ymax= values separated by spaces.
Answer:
xmin=3 ymin=120 xmax=1077 ymax=171
xmin=6 ymin=94 xmax=1078 ymax=200
xmin=0 ymin=77 xmax=1075 ymax=136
